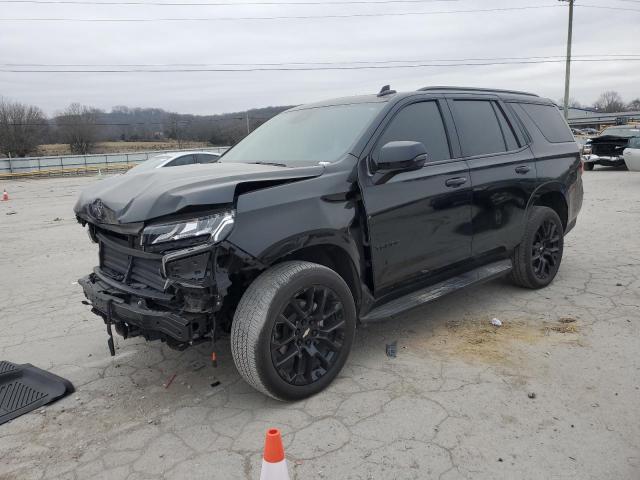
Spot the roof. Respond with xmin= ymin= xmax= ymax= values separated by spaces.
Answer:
xmin=289 ymin=86 xmax=546 ymax=111
xmin=417 ymin=86 xmax=539 ymax=99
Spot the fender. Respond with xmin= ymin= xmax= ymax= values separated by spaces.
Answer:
xmin=226 ymin=166 xmax=364 ymax=274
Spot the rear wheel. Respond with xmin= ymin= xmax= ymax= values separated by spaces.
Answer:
xmin=509 ymin=206 xmax=564 ymax=289
xmin=231 ymin=261 xmax=356 ymax=401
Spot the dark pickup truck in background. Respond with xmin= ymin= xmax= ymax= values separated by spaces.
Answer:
xmin=583 ymin=125 xmax=640 ymax=170
xmin=75 ymin=86 xmax=583 ymax=400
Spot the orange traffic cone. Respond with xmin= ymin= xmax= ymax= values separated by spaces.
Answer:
xmin=260 ymin=429 xmax=290 ymax=480
xmin=1 ymin=190 xmax=8 ymax=201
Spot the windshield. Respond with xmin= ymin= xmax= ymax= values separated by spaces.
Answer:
xmin=128 ymin=155 xmax=172 ymax=173
xmin=600 ymin=127 xmax=640 ymax=137
xmin=628 ymin=137 xmax=640 ymax=149
xmin=220 ymin=102 xmax=385 ymax=166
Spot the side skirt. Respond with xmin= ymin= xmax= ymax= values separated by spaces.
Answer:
xmin=360 ymin=259 xmax=512 ymax=322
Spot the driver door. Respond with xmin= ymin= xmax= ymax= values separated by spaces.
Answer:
xmin=359 ymin=100 xmax=473 ymax=295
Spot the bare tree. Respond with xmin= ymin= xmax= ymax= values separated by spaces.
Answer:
xmin=627 ymin=98 xmax=640 ymax=111
xmin=593 ymin=91 xmax=626 ymax=113
xmin=557 ymin=97 xmax=582 ymax=109
xmin=164 ymin=113 xmax=187 ymax=148
xmin=0 ymin=98 xmax=47 ymax=157
xmin=56 ymin=103 xmax=101 ymax=154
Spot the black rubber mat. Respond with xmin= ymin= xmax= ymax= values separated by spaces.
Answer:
xmin=0 ymin=361 xmax=74 ymax=425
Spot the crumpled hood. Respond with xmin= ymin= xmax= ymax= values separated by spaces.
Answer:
xmin=589 ymin=135 xmax=631 ymax=144
xmin=74 ymin=162 xmax=324 ymax=224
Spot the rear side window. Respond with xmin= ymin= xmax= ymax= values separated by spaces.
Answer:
xmin=452 ymin=100 xmax=509 ymax=157
xmin=375 ymin=101 xmax=451 ymax=162
xmin=517 ymin=103 xmax=574 ymax=143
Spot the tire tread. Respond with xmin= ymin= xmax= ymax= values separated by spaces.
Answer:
xmin=509 ymin=206 xmax=563 ymax=289
xmin=230 ymin=261 xmax=346 ymax=400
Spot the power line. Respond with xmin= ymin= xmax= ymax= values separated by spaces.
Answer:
xmin=3 ymin=57 xmax=640 ymax=73
xmin=3 ymin=2 xmax=638 ymax=20
xmin=0 ymin=5 xmax=569 ymax=21
xmin=11 ymin=117 xmax=274 ymax=126
xmin=0 ymin=0 xmax=463 ymax=4
xmin=4 ymin=0 xmax=639 ymax=6
xmin=4 ymin=54 xmax=640 ymax=68
xmin=578 ymin=3 xmax=640 ymax=12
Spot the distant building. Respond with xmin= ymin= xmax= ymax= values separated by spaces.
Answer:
xmin=560 ymin=106 xmax=640 ymax=130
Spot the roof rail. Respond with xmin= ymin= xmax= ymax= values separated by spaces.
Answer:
xmin=417 ymin=86 xmax=539 ymax=97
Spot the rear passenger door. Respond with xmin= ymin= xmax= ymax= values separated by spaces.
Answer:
xmin=359 ymin=99 xmax=473 ymax=295
xmin=447 ymin=97 xmax=536 ymax=257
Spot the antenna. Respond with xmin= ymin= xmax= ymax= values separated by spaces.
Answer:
xmin=377 ymin=85 xmax=396 ymax=97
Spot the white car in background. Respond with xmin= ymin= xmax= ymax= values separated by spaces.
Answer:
xmin=623 ymin=137 xmax=640 ymax=171
xmin=127 ymin=151 xmax=221 ymax=174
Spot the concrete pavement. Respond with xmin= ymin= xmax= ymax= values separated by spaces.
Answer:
xmin=0 ymin=170 xmax=638 ymax=479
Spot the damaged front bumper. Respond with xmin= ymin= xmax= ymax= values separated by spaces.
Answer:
xmin=79 ymin=272 xmax=196 ymax=346
xmin=78 ymin=223 xmax=261 ymax=351
xmin=583 ymin=154 xmax=626 ymax=167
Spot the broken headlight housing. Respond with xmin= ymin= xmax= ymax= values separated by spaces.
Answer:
xmin=141 ymin=210 xmax=235 ymax=248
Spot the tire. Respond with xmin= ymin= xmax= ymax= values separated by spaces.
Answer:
xmin=230 ymin=261 xmax=356 ymax=401
xmin=509 ymin=206 xmax=564 ymax=289
xmin=583 ymin=162 xmax=594 ymax=171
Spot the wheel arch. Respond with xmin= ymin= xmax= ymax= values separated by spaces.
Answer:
xmin=527 ymin=182 xmax=569 ymax=230
xmin=265 ymin=239 xmax=363 ymax=310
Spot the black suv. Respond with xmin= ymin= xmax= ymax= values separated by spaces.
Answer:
xmin=75 ymin=86 xmax=583 ymax=400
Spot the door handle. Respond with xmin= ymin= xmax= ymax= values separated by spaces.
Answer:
xmin=515 ymin=165 xmax=531 ymax=174
xmin=445 ymin=177 xmax=468 ymax=188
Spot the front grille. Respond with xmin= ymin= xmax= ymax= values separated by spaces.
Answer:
xmin=98 ymin=231 xmax=165 ymax=292
xmin=592 ymin=143 xmax=625 ymax=156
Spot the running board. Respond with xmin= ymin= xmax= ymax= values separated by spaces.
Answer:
xmin=360 ymin=259 xmax=512 ymax=322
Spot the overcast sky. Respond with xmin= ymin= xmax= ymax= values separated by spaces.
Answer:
xmin=1 ymin=0 xmax=639 ymax=116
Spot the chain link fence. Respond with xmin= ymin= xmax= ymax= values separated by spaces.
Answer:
xmin=0 ymin=147 xmax=229 ymax=179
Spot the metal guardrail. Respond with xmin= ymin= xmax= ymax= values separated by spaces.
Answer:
xmin=0 ymin=147 xmax=229 ymax=179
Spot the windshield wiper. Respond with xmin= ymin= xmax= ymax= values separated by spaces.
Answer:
xmin=249 ymin=161 xmax=288 ymax=167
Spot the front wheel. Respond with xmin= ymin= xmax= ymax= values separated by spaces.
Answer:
xmin=509 ymin=206 xmax=564 ymax=289
xmin=583 ymin=162 xmax=594 ymax=171
xmin=231 ymin=261 xmax=356 ymax=401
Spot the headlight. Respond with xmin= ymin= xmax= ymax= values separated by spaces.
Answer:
xmin=141 ymin=210 xmax=235 ymax=247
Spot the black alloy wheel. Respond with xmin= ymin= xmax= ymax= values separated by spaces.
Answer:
xmin=509 ymin=206 xmax=564 ymax=289
xmin=270 ymin=285 xmax=346 ymax=386
xmin=231 ymin=261 xmax=356 ymax=400
xmin=531 ymin=219 xmax=562 ymax=281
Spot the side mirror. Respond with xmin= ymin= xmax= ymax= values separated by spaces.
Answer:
xmin=374 ymin=141 xmax=428 ymax=173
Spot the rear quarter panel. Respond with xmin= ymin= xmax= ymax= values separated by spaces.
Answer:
xmin=510 ymin=103 xmax=583 ymax=230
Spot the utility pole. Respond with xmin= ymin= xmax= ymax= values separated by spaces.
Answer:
xmin=245 ymin=111 xmax=250 ymax=135
xmin=560 ymin=0 xmax=574 ymax=119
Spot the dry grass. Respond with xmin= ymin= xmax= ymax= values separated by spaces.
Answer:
xmin=35 ymin=141 xmax=211 ymax=157
xmin=407 ymin=315 xmax=581 ymax=366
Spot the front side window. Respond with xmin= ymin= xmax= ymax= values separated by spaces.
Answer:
xmin=220 ymin=102 xmax=385 ymax=167
xmin=196 ymin=153 xmax=220 ymax=164
xmin=374 ymin=101 xmax=450 ymax=162
xmin=452 ymin=100 xmax=509 ymax=157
